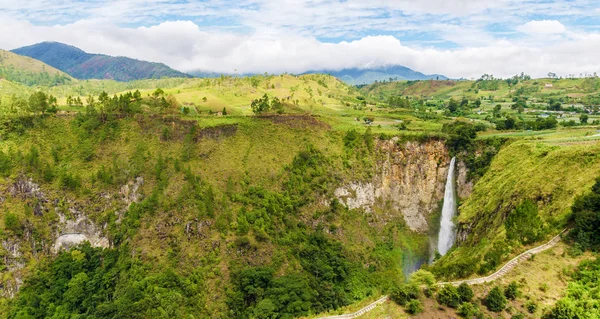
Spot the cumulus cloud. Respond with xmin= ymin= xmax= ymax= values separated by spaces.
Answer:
xmin=0 ymin=1 xmax=599 ymax=79
xmin=0 ymin=17 xmax=599 ymax=79
xmin=518 ymin=20 xmax=567 ymax=35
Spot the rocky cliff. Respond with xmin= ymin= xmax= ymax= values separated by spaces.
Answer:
xmin=0 ymin=176 xmax=141 ymax=297
xmin=335 ymin=138 xmax=471 ymax=233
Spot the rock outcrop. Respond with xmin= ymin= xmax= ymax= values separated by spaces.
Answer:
xmin=335 ymin=138 xmax=470 ymax=233
xmin=53 ymin=209 xmax=110 ymax=252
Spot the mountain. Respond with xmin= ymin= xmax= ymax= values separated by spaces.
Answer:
xmin=12 ymin=42 xmax=192 ymax=81
xmin=307 ymin=65 xmax=448 ymax=85
xmin=0 ymin=49 xmax=73 ymax=86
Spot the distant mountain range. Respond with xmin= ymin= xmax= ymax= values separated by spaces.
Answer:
xmin=190 ymin=65 xmax=447 ymax=85
xmin=305 ymin=65 xmax=448 ymax=85
xmin=12 ymin=42 xmax=192 ymax=82
xmin=9 ymin=42 xmax=446 ymax=84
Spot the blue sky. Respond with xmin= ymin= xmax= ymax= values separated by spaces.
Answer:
xmin=0 ymin=0 xmax=599 ymax=78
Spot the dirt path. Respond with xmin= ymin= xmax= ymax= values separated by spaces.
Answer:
xmin=315 ymin=296 xmax=389 ymax=319
xmin=315 ymin=230 xmax=566 ymax=319
xmin=438 ymin=230 xmax=566 ymax=286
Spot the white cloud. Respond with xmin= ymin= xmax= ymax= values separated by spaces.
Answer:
xmin=518 ymin=20 xmax=567 ymax=35
xmin=0 ymin=1 xmax=599 ymax=79
xmin=1 ymin=18 xmax=599 ymax=79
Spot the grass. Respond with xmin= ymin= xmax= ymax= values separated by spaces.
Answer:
xmin=1 ymin=70 xmax=600 ymax=318
xmin=349 ymin=242 xmax=593 ymax=319
xmin=0 ymin=49 xmax=70 ymax=77
xmin=432 ymin=138 xmax=600 ymax=280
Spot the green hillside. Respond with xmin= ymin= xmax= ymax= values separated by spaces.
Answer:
xmin=0 ymin=50 xmax=73 ymax=86
xmin=0 ymin=71 xmax=599 ymax=319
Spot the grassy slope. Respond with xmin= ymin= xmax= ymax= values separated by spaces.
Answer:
xmin=0 ymin=94 xmax=429 ymax=316
xmin=361 ymin=78 xmax=600 ymax=101
xmin=432 ymin=138 xmax=600 ymax=279
xmin=0 ymin=50 xmax=71 ymax=78
xmin=352 ymin=243 xmax=592 ymax=319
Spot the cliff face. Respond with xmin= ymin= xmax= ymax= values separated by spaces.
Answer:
xmin=0 ymin=176 xmax=139 ymax=297
xmin=335 ymin=138 xmax=470 ymax=233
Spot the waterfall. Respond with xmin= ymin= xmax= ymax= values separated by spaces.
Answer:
xmin=437 ymin=157 xmax=457 ymax=256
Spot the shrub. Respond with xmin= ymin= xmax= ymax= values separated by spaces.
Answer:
xmin=406 ymin=299 xmax=423 ymax=314
xmin=409 ymin=270 xmax=436 ymax=287
xmin=505 ymin=200 xmax=544 ymax=245
xmin=58 ymin=171 xmax=81 ymax=190
xmin=457 ymin=282 xmax=474 ymax=302
xmin=524 ymin=300 xmax=537 ymax=313
xmin=505 ymin=282 xmax=519 ymax=300
xmin=438 ymin=285 xmax=461 ymax=308
xmin=391 ymin=284 xmax=419 ymax=306
xmin=486 ymin=286 xmax=507 ymax=312
xmin=457 ymin=302 xmax=478 ymax=318
xmin=4 ymin=212 xmax=22 ymax=235
xmin=511 ymin=313 xmax=525 ymax=319
xmin=0 ymin=150 xmax=12 ymax=177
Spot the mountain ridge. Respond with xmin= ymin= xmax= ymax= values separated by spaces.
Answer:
xmin=188 ymin=64 xmax=448 ymax=85
xmin=12 ymin=42 xmax=193 ymax=82
xmin=305 ymin=65 xmax=448 ymax=85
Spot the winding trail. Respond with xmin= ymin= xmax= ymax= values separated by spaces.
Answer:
xmin=438 ymin=230 xmax=566 ymax=286
xmin=314 ymin=296 xmax=389 ymax=319
xmin=315 ymin=230 xmax=566 ymax=319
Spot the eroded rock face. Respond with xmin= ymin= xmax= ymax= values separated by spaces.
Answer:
xmin=53 ymin=209 xmax=110 ymax=252
xmin=335 ymin=139 xmax=470 ymax=233
xmin=120 ymin=176 xmax=144 ymax=206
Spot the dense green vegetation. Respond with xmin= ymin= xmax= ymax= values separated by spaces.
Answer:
xmin=546 ymin=258 xmax=600 ymax=319
xmin=0 ymin=65 xmax=71 ymax=86
xmin=8 ymin=244 xmax=207 ymax=319
xmin=0 ymin=59 xmax=600 ymax=319
xmin=569 ymin=177 xmax=600 ymax=252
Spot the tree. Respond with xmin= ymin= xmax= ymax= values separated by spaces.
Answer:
xmin=493 ymin=104 xmax=502 ymax=118
xmin=457 ymin=283 xmax=474 ymax=302
xmin=438 ymin=285 xmax=461 ymax=308
xmin=569 ymin=177 xmax=600 ymax=251
xmin=547 ymin=299 xmax=578 ymax=319
xmin=409 ymin=270 xmax=436 ymax=287
xmin=486 ymin=286 xmax=507 ymax=312
xmin=548 ymin=99 xmax=562 ymax=111
xmin=580 ymin=113 xmax=589 ymax=124
xmin=505 ymin=282 xmax=519 ymax=300
xmin=271 ymin=97 xmax=284 ymax=114
xmin=457 ymin=302 xmax=479 ymax=317
xmin=222 ymin=107 xmax=227 ymax=116
xmin=460 ymin=98 xmax=469 ymax=108
xmin=447 ymin=98 xmax=459 ymax=114
xmin=28 ymin=91 xmax=49 ymax=115
xmin=390 ymin=284 xmax=419 ymax=306
xmin=406 ymin=299 xmax=423 ymax=314
xmin=442 ymin=121 xmax=478 ymax=154
xmin=251 ymin=94 xmax=271 ymax=114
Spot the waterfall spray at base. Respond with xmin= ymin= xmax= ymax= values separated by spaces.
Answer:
xmin=437 ymin=157 xmax=457 ymax=256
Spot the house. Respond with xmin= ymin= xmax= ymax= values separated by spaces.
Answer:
xmin=544 ymin=83 xmax=553 ymax=88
